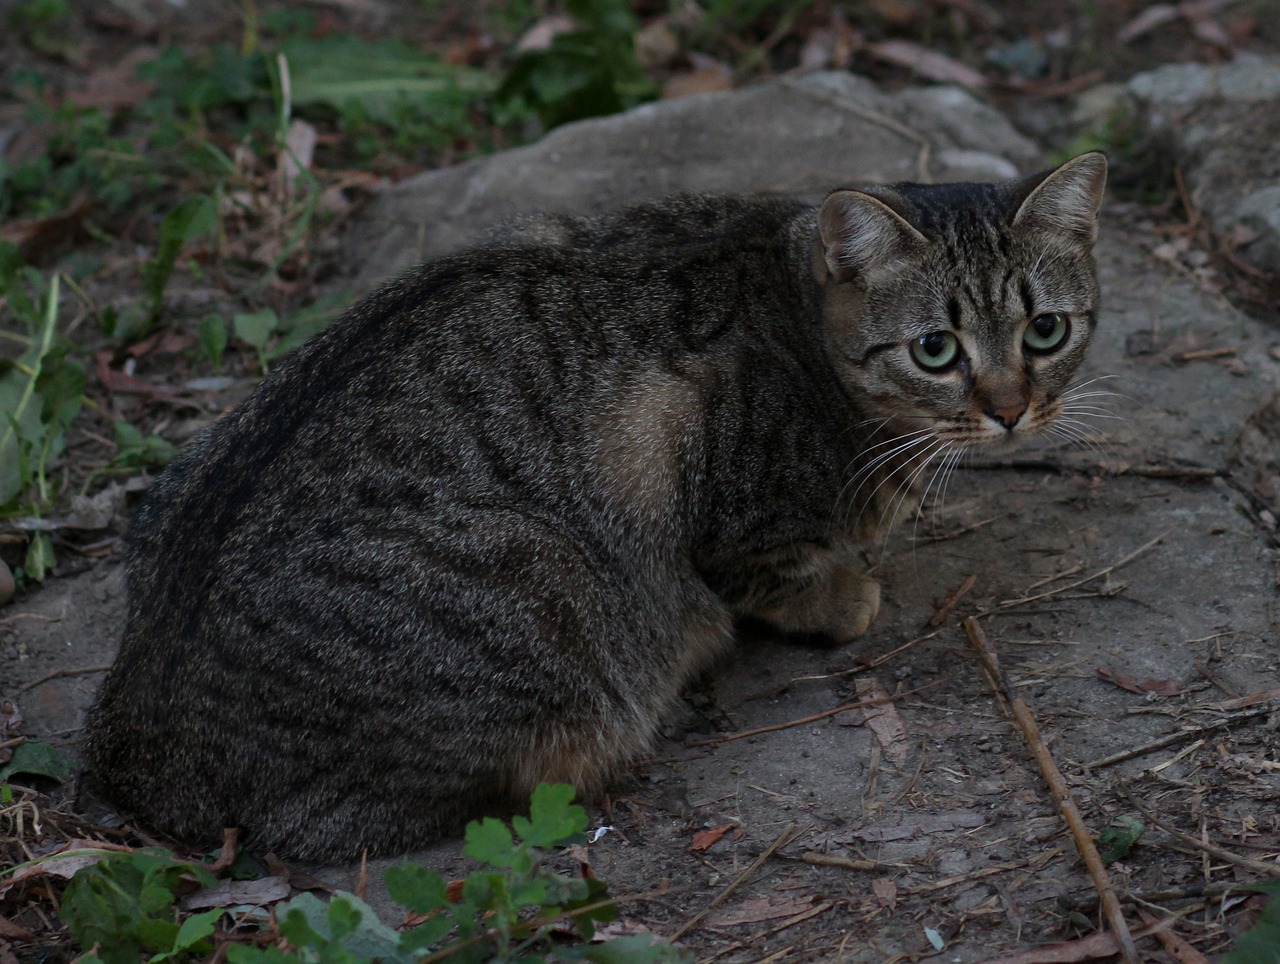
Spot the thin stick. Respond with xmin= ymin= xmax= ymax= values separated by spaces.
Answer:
xmin=978 ymin=532 xmax=1166 ymax=617
xmin=928 ymin=574 xmax=977 ymax=627
xmin=1120 ymin=787 xmax=1280 ymax=878
xmin=683 ymin=682 xmax=939 ymax=748
xmin=670 ymin=822 xmax=799 ymax=943
xmin=963 ymin=617 xmax=1139 ymax=963
xmin=19 ymin=663 xmax=114 ymax=692
xmin=1084 ymin=704 xmax=1275 ymax=769
xmin=788 ymin=853 xmax=910 ymax=873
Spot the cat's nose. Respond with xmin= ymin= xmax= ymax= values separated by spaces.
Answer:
xmin=988 ymin=402 xmax=1027 ymax=430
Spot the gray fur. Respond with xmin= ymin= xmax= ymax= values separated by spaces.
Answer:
xmin=85 ymin=153 xmax=1107 ymax=861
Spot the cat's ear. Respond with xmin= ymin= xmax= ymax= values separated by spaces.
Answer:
xmin=817 ymin=189 xmax=927 ymax=284
xmin=1012 ymin=151 xmax=1108 ymax=247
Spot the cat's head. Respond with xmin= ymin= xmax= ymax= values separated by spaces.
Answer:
xmin=815 ymin=152 xmax=1107 ymax=453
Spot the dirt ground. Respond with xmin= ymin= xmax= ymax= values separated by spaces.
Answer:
xmin=3 ymin=2 xmax=1280 ymax=962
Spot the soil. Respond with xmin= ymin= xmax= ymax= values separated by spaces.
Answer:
xmin=3 ymin=2 xmax=1280 ymax=962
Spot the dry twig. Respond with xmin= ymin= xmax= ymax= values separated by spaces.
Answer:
xmin=963 ymin=617 xmax=1140 ymax=963
xmin=670 ymin=822 xmax=799 ymax=943
xmin=683 ymin=682 xmax=939 ymax=748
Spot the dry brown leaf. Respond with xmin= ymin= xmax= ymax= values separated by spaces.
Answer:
xmin=855 ymin=678 xmax=909 ymax=766
xmin=706 ymin=895 xmax=816 ymax=928
xmin=1097 ymin=664 xmax=1183 ymax=697
xmin=0 ymin=198 xmax=92 ymax=262
xmin=66 ymin=47 xmax=158 ymax=110
xmin=0 ymin=839 xmax=136 ymax=898
xmin=663 ymin=60 xmax=734 ymax=100
xmin=865 ymin=40 xmax=988 ymax=89
xmin=181 ymin=876 xmax=291 ymax=911
xmin=691 ymin=823 xmax=735 ymax=851
xmin=0 ymin=917 xmax=37 ymax=942
xmin=1118 ymin=4 xmax=1180 ymax=43
xmin=872 ymin=876 xmax=897 ymax=910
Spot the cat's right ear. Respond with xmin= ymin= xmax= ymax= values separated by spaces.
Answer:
xmin=817 ymin=190 xmax=928 ymax=285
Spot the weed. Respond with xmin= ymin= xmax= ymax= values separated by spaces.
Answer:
xmin=495 ymin=0 xmax=658 ymax=130
xmin=27 ymin=784 xmax=689 ymax=964
xmin=0 ymin=259 xmax=85 ymax=582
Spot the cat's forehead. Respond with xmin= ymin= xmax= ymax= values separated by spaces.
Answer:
xmin=888 ymin=181 xmax=1019 ymax=238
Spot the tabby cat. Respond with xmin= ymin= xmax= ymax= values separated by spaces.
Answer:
xmin=85 ymin=152 xmax=1107 ymax=861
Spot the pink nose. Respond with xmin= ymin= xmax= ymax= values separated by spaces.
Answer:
xmin=990 ymin=403 xmax=1026 ymax=429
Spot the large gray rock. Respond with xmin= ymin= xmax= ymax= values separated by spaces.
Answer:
xmin=1129 ymin=55 xmax=1280 ymax=276
xmin=346 ymin=72 xmax=1038 ymax=288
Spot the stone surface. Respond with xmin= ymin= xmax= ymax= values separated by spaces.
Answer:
xmin=346 ymin=72 xmax=1038 ymax=288
xmin=1129 ymin=55 xmax=1280 ymax=275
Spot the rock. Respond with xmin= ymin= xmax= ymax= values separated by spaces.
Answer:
xmin=345 ymin=71 xmax=1038 ymax=289
xmin=1129 ymin=55 xmax=1280 ymax=276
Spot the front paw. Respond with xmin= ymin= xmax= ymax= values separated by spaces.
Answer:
xmin=749 ymin=566 xmax=881 ymax=643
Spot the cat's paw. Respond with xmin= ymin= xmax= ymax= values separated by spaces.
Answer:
xmin=828 ymin=567 xmax=880 ymax=641
xmin=748 ymin=565 xmax=881 ymax=643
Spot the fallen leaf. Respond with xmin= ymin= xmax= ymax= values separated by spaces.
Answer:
xmin=1118 ymin=4 xmax=1180 ymax=43
xmin=0 ymin=198 xmax=93 ymax=262
xmin=66 ymin=47 xmax=158 ymax=110
xmin=182 ymin=875 xmax=291 ymax=911
xmin=0 ymin=917 xmax=37 ymax=942
xmin=592 ymin=919 xmax=658 ymax=942
xmin=706 ymin=895 xmax=817 ymax=928
xmin=691 ymin=823 xmax=735 ymax=851
xmin=95 ymin=350 xmax=175 ymax=400
xmin=663 ymin=59 xmax=734 ymax=100
xmin=125 ymin=331 xmax=197 ymax=358
xmin=855 ymin=679 xmax=909 ymax=766
xmin=0 ymin=839 xmax=136 ymax=898
xmin=872 ymin=877 xmax=897 ymax=910
xmin=1097 ymin=665 xmax=1183 ymax=697
xmin=865 ymin=40 xmax=988 ymax=89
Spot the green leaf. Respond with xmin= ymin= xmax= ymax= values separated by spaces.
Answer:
xmin=385 ymin=861 xmax=449 ymax=915
xmin=0 ymin=740 xmax=75 ymax=783
xmin=464 ymin=816 xmax=517 ymax=866
xmin=515 ymin=782 xmax=587 ymax=848
xmin=1096 ymin=815 xmax=1144 ymax=866
xmin=23 ymin=531 xmax=55 ymax=583
xmin=149 ymin=908 xmax=222 ymax=961
xmin=196 ymin=315 xmax=229 ymax=369
xmin=233 ymin=309 xmax=280 ymax=350
xmin=275 ymin=892 xmax=405 ymax=961
xmin=62 ymin=852 xmax=213 ymax=964
xmin=282 ymin=35 xmax=496 ymax=124
xmin=577 ymin=934 xmax=694 ymax=963
xmin=143 ymin=195 xmax=215 ymax=326
xmin=112 ymin=421 xmax=177 ymax=470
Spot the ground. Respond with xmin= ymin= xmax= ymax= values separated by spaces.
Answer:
xmin=2 ymin=2 xmax=1279 ymax=962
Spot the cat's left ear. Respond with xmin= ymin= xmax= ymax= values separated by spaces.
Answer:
xmin=1012 ymin=151 xmax=1108 ymax=247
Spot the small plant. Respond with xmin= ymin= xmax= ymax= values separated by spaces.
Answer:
xmin=61 ymin=851 xmax=219 ymax=964
xmin=46 ymin=784 xmax=689 ymax=964
xmin=0 ymin=252 xmax=86 ymax=581
xmin=495 ymin=0 xmax=658 ymax=130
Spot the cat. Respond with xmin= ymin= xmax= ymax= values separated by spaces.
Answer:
xmin=84 ymin=152 xmax=1107 ymax=862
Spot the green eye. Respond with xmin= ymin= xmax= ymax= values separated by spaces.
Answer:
xmin=910 ymin=331 xmax=960 ymax=371
xmin=1024 ymin=313 xmax=1070 ymax=353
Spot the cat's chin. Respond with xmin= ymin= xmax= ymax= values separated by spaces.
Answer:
xmin=975 ymin=432 xmax=1035 ymax=457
